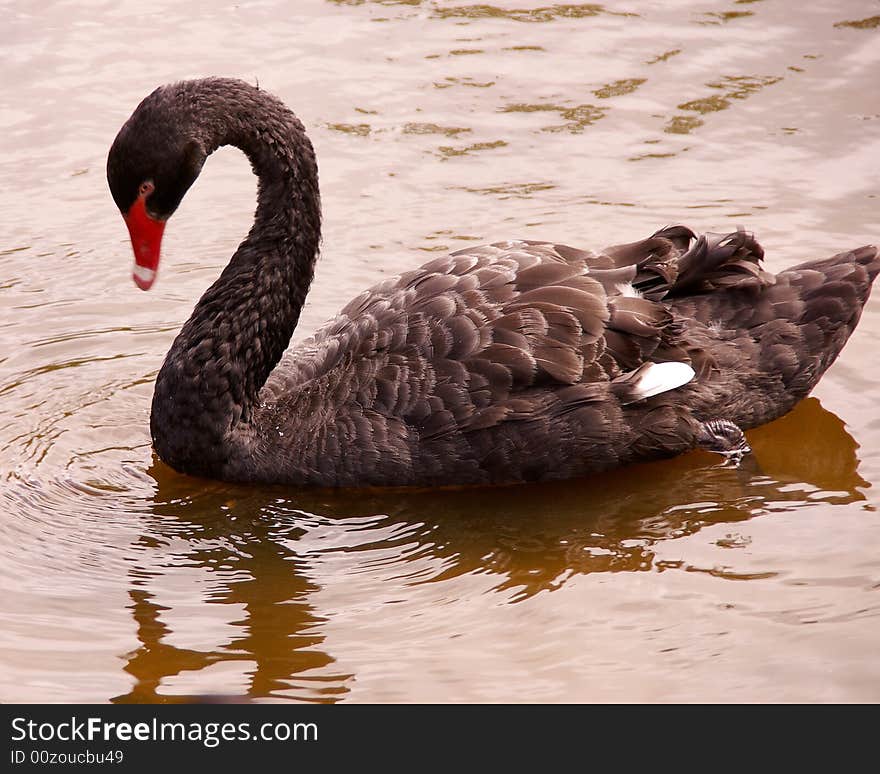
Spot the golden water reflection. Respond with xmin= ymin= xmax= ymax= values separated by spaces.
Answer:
xmin=114 ymin=398 xmax=866 ymax=703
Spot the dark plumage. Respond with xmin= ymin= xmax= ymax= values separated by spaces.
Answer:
xmin=107 ymin=78 xmax=880 ymax=487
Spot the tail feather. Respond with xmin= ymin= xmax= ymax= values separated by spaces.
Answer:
xmin=598 ymin=226 xmax=775 ymax=301
xmin=667 ymin=228 xmax=773 ymax=297
xmin=599 ymin=226 xmax=691 ymax=299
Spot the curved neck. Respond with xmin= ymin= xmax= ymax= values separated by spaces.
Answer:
xmin=151 ymin=80 xmax=321 ymax=475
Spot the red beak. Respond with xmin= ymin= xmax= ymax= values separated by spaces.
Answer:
xmin=124 ymin=196 xmax=165 ymax=290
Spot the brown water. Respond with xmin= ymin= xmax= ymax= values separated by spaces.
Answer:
xmin=2 ymin=0 xmax=879 ymax=703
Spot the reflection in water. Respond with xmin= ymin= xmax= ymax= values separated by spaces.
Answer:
xmin=645 ymin=49 xmax=682 ymax=65
xmin=698 ymin=11 xmax=755 ymax=26
xmin=542 ymin=105 xmax=608 ymax=133
xmin=116 ymin=514 xmax=351 ymax=704
xmin=430 ymin=4 xmax=637 ymax=23
xmin=668 ymin=74 xmax=784 ymax=135
xmin=593 ymin=78 xmax=646 ymax=99
xmin=403 ymin=123 xmax=472 ymax=137
xmin=326 ymin=122 xmax=372 ymax=136
xmin=664 ymin=115 xmax=704 ymax=135
xmin=458 ymin=181 xmax=556 ymax=199
xmin=433 ymin=76 xmax=496 ymax=89
xmin=500 ymin=101 xmax=608 ymax=132
xmin=437 ymin=139 xmax=508 ymax=158
xmin=114 ymin=398 xmax=865 ymax=703
xmin=833 ymin=16 xmax=880 ymax=30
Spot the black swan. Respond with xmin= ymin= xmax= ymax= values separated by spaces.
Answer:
xmin=107 ymin=78 xmax=879 ymax=487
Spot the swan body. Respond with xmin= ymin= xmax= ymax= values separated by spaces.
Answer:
xmin=107 ymin=78 xmax=879 ymax=487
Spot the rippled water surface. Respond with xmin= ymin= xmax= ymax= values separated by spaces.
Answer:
xmin=2 ymin=0 xmax=880 ymax=702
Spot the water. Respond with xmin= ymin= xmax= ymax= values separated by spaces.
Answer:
xmin=2 ymin=0 xmax=879 ymax=703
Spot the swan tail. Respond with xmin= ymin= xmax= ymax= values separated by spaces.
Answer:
xmin=769 ymin=244 xmax=879 ymax=397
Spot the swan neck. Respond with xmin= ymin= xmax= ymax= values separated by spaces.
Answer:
xmin=151 ymin=81 xmax=321 ymax=476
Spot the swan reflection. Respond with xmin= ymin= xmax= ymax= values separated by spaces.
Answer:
xmin=113 ymin=397 xmax=866 ymax=703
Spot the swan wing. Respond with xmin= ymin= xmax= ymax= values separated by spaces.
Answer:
xmin=272 ymin=240 xmax=710 ymax=436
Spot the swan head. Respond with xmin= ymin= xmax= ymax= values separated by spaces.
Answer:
xmin=107 ymin=86 xmax=207 ymax=290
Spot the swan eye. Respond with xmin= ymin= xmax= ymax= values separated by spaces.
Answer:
xmin=139 ymin=180 xmax=155 ymax=197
